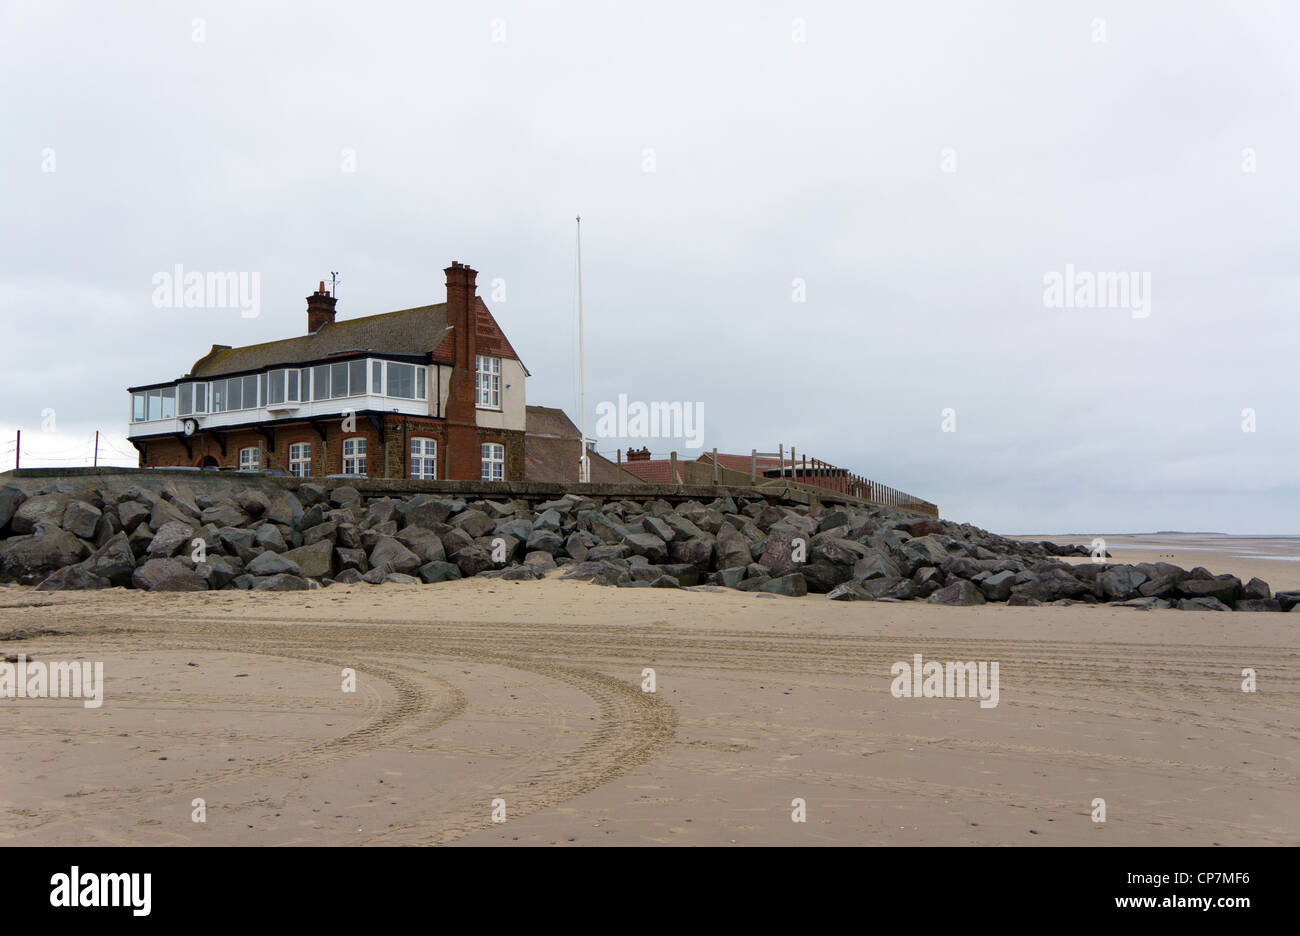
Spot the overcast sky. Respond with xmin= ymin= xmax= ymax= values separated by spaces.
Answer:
xmin=2 ymin=1 xmax=1297 ymax=534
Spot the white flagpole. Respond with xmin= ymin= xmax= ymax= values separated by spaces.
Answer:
xmin=577 ymin=215 xmax=589 ymax=483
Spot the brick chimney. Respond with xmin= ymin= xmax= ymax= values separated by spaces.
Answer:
xmin=627 ymin=446 xmax=652 ymax=462
xmin=307 ymin=281 xmax=337 ymax=333
xmin=443 ymin=261 xmax=481 ymax=480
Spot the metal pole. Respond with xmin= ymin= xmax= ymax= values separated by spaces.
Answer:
xmin=576 ymin=215 xmax=589 ymax=483
xmin=93 ymin=430 xmax=99 ymax=468
xmin=14 ymin=430 xmax=19 ymax=470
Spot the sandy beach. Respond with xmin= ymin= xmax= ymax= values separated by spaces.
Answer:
xmin=1 ymin=534 xmax=1295 ymax=847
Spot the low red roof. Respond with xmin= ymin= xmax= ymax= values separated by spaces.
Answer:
xmin=619 ymin=459 xmax=684 ymax=484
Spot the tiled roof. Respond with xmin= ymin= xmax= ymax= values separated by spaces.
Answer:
xmin=526 ymin=405 xmax=579 ymax=441
xmin=190 ymin=305 xmax=448 ymax=378
xmin=619 ymin=459 xmax=684 ymax=484
xmin=190 ymin=297 xmax=526 ymax=379
xmin=588 ymin=450 xmax=632 ymax=483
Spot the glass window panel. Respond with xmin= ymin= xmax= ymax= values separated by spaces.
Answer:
xmin=227 ymin=377 xmax=242 ymax=410
xmin=388 ymin=362 xmax=413 ymax=399
xmin=475 ymin=355 xmax=501 ymax=407
xmin=372 ymin=360 xmax=383 ymax=394
xmin=480 ymin=442 xmax=505 ymax=481
xmin=331 ymin=362 xmax=348 ymax=398
xmin=287 ymin=370 xmax=299 ymax=402
xmin=244 ymin=375 xmax=258 ymax=408
xmin=349 ymin=360 xmax=365 ymax=396
xmin=416 ymin=367 xmax=426 ymax=400
xmin=132 ymin=393 xmax=146 ymax=422
xmin=269 ymin=370 xmax=285 ymax=405
xmin=410 ymin=437 xmax=436 ymax=479
xmin=342 ymin=437 xmax=366 ymax=475
xmin=194 ymin=383 xmax=207 ymax=413
xmin=288 ymin=442 xmax=311 ymax=478
xmin=160 ymin=387 xmax=176 ymax=419
xmin=313 ymin=365 xmax=330 ymax=401
xmin=147 ymin=390 xmax=161 ymax=420
xmin=178 ymin=385 xmax=192 ymax=416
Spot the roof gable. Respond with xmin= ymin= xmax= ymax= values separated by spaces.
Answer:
xmin=525 ymin=405 xmax=580 ymax=440
xmin=435 ymin=297 xmax=527 ymax=373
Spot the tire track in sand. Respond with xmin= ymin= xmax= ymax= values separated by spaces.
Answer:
xmin=363 ymin=660 xmax=677 ymax=846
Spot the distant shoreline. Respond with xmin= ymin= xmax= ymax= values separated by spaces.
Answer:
xmin=1010 ymin=532 xmax=1300 ymax=538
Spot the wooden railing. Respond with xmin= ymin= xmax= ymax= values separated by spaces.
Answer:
xmin=767 ymin=453 xmax=940 ymax=518
xmin=614 ymin=447 xmax=940 ymax=518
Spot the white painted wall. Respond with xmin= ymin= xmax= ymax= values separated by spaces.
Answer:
xmin=475 ymin=357 xmax=526 ymax=432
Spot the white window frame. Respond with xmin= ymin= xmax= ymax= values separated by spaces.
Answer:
xmin=288 ymin=442 xmax=311 ymax=478
xmin=481 ymin=442 xmax=505 ymax=481
xmin=476 ymin=355 xmax=501 ymax=409
xmin=410 ymin=437 xmax=436 ymax=480
xmin=341 ymin=436 xmax=367 ymax=476
xmin=239 ymin=446 xmax=261 ymax=471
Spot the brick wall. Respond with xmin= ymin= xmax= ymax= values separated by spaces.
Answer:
xmin=138 ymin=415 xmax=525 ymax=481
xmin=138 ymin=429 xmax=273 ymax=471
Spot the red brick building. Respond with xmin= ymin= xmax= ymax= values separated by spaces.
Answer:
xmin=524 ymin=406 xmax=635 ymax=483
xmin=126 ymin=262 xmax=529 ymax=480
